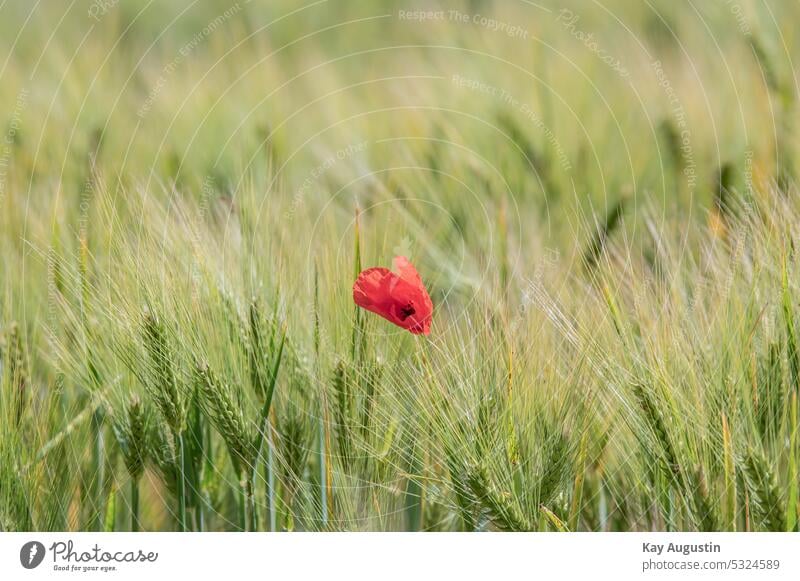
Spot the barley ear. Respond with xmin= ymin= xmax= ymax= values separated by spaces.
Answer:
xmin=742 ymin=449 xmax=784 ymax=531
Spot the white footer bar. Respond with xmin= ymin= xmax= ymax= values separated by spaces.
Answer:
xmin=1 ymin=532 xmax=797 ymax=580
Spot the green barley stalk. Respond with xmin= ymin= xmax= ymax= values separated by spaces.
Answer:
xmin=313 ymin=263 xmax=329 ymax=527
xmin=445 ymin=451 xmax=478 ymax=531
xmin=504 ymin=343 xmax=519 ymax=470
xmin=498 ymin=198 xmax=509 ymax=293
xmin=781 ymin=254 xmax=799 ymax=390
xmin=89 ymin=406 xmax=105 ymax=532
xmin=690 ymin=465 xmax=716 ymax=531
xmin=112 ymin=395 xmax=148 ymax=531
xmin=787 ymin=392 xmax=798 ymax=531
xmin=4 ymin=323 xmax=28 ymax=425
xmin=248 ymin=298 xmax=277 ymax=402
xmin=332 ymin=361 xmax=352 ymax=466
xmin=749 ymin=32 xmax=795 ymax=186
xmin=742 ymin=449 xmax=784 ymax=531
xmin=103 ymin=487 xmax=116 ymax=532
xmin=631 ymin=382 xmax=682 ymax=486
xmin=536 ymin=429 xmax=572 ymax=509
xmin=141 ymin=313 xmax=185 ymax=435
xmin=252 ymin=325 xmax=286 ymax=530
xmin=195 ymin=362 xmax=255 ymax=530
xmin=712 ymin=162 xmax=735 ymax=225
xmin=658 ymin=119 xmax=685 ymax=188
xmin=466 ymin=463 xmax=531 ymax=531
xmin=78 ymin=237 xmax=109 ymax=533
xmin=721 ymin=414 xmax=737 ymax=531
xmin=781 ymin=251 xmax=799 ymax=529
xmin=583 ymin=196 xmax=628 ymax=271
xmin=141 ymin=312 xmax=187 ymax=530
xmin=497 ymin=112 xmax=557 ymax=200
xmin=359 ymin=360 xmax=382 ymax=443
xmin=569 ymin=432 xmax=588 ymax=531
xmin=403 ymin=436 xmax=423 ymax=532
xmin=540 ymin=505 xmax=569 ymax=532
xmin=184 ymin=387 xmax=205 ymax=531
xmin=266 ymin=421 xmax=277 ymax=531
xmin=276 ymin=410 xmax=310 ymax=530
xmin=755 ymin=342 xmax=783 ymax=446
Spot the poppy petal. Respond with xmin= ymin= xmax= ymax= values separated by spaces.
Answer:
xmin=393 ymin=255 xmax=422 ymax=285
xmin=353 ymin=257 xmax=433 ymax=335
xmin=353 ymin=267 xmax=393 ymax=312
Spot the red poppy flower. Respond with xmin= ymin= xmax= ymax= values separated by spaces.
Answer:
xmin=353 ymin=256 xmax=433 ymax=335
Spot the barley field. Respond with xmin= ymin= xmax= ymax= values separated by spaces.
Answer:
xmin=1 ymin=0 xmax=799 ymax=532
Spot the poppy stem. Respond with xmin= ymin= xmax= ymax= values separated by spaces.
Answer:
xmin=351 ymin=206 xmax=363 ymax=364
